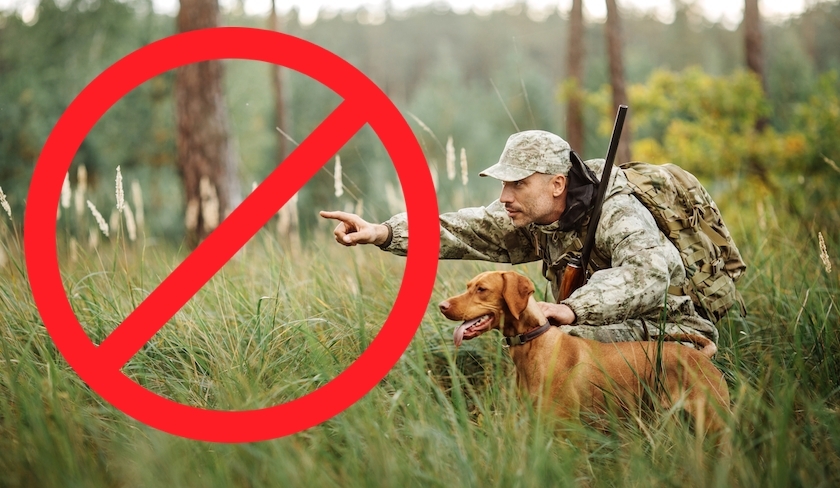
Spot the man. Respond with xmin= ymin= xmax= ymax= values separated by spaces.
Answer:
xmin=320 ymin=130 xmax=718 ymax=344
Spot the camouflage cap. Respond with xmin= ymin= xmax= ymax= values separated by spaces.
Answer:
xmin=480 ymin=130 xmax=572 ymax=182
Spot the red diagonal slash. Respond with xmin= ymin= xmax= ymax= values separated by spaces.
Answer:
xmin=26 ymin=27 xmax=439 ymax=442
xmin=97 ymin=100 xmax=365 ymax=370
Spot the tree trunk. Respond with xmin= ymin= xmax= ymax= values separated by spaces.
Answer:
xmin=605 ymin=0 xmax=632 ymax=163
xmin=744 ymin=0 xmax=768 ymax=131
xmin=742 ymin=0 xmax=774 ymax=188
xmin=269 ymin=0 xmax=298 ymax=250
xmin=565 ymin=0 xmax=585 ymax=155
xmin=269 ymin=0 xmax=289 ymax=161
xmin=175 ymin=0 xmax=238 ymax=247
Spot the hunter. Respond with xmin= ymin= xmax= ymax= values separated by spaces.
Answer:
xmin=320 ymin=130 xmax=719 ymax=344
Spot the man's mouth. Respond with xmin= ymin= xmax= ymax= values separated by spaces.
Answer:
xmin=453 ymin=314 xmax=493 ymax=347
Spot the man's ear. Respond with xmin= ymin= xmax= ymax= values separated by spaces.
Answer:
xmin=552 ymin=174 xmax=567 ymax=197
xmin=502 ymin=272 xmax=535 ymax=320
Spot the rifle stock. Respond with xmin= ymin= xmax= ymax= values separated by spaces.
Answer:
xmin=558 ymin=258 xmax=584 ymax=301
xmin=558 ymin=105 xmax=628 ymax=301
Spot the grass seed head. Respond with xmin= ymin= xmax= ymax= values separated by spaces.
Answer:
xmin=87 ymin=200 xmax=109 ymax=237
xmin=61 ymin=173 xmax=71 ymax=209
xmin=88 ymin=226 xmax=99 ymax=249
xmin=74 ymin=165 xmax=87 ymax=217
xmin=290 ymin=192 xmax=299 ymax=225
xmin=334 ymin=155 xmax=344 ymax=198
xmin=115 ymin=166 xmax=125 ymax=213
xmin=69 ymin=237 xmax=78 ymax=263
xmin=277 ymin=206 xmax=292 ymax=237
xmin=0 ymin=186 xmax=11 ymax=220
xmin=460 ymin=147 xmax=469 ymax=186
xmin=124 ymin=204 xmax=137 ymax=241
xmin=819 ymin=232 xmax=832 ymax=274
xmin=446 ymin=136 xmax=456 ymax=181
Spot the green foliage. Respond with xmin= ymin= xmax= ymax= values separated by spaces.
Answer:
xmin=585 ymin=67 xmax=801 ymax=181
xmin=794 ymin=71 xmax=840 ymax=170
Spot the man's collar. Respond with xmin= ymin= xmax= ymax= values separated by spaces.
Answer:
xmin=529 ymin=220 xmax=564 ymax=234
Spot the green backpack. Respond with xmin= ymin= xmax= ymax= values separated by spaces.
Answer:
xmin=619 ymin=161 xmax=747 ymax=323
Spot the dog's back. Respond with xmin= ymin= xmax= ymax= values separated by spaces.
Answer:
xmin=579 ymin=336 xmax=731 ymax=433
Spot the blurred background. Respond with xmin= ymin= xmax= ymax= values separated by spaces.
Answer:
xmin=0 ymin=0 xmax=838 ymax=247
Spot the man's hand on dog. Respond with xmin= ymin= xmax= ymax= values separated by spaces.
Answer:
xmin=320 ymin=211 xmax=389 ymax=247
xmin=536 ymin=302 xmax=576 ymax=325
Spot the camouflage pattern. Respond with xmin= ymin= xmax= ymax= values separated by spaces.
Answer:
xmin=381 ymin=156 xmax=719 ymax=345
xmin=479 ymin=130 xmax=572 ymax=181
xmin=558 ymin=315 xmax=717 ymax=343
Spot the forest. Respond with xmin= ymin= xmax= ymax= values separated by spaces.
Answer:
xmin=1 ymin=0 xmax=838 ymax=240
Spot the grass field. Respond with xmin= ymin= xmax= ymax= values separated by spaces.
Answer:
xmin=1 ymin=211 xmax=839 ymax=487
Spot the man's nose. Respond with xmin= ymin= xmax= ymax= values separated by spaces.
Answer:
xmin=500 ymin=184 xmax=513 ymax=203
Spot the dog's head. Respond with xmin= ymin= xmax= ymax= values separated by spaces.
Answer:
xmin=439 ymin=271 xmax=535 ymax=346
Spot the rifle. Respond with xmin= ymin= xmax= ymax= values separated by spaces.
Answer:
xmin=558 ymin=105 xmax=629 ymax=301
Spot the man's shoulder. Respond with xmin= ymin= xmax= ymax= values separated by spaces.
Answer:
xmin=583 ymin=158 xmax=630 ymax=198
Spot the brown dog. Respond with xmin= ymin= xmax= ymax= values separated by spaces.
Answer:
xmin=439 ymin=271 xmax=730 ymax=433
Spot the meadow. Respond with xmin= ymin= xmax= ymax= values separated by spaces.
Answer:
xmin=0 ymin=191 xmax=839 ymax=487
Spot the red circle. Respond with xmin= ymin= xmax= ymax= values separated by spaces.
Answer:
xmin=24 ymin=27 xmax=439 ymax=442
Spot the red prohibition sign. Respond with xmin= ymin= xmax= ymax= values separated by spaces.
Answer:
xmin=24 ymin=27 xmax=440 ymax=442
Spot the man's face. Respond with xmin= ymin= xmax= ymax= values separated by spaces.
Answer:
xmin=499 ymin=172 xmax=566 ymax=227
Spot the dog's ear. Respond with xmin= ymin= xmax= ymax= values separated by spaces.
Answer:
xmin=502 ymin=272 xmax=535 ymax=320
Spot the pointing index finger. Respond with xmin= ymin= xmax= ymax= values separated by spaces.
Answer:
xmin=319 ymin=210 xmax=350 ymax=222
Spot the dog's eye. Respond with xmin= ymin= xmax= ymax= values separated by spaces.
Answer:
xmin=476 ymin=286 xmax=487 ymax=293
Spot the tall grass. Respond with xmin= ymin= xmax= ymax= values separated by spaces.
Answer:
xmin=0 ymin=206 xmax=838 ymax=487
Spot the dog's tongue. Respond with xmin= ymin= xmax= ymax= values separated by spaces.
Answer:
xmin=453 ymin=317 xmax=484 ymax=347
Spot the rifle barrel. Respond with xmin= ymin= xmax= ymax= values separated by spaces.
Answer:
xmin=578 ymin=105 xmax=628 ymax=273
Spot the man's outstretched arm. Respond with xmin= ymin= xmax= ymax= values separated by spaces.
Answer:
xmin=320 ymin=202 xmax=538 ymax=265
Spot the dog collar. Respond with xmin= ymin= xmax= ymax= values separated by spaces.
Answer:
xmin=503 ymin=321 xmax=552 ymax=347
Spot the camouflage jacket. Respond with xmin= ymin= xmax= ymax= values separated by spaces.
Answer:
xmin=380 ymin=159 xmax=701 ymax=327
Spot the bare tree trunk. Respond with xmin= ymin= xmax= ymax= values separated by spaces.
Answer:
xmin=269 ymin=0 xmax=289 ymax=161
xmin=744 ymin=0 xmax=768 ymax=131
xmin=742 ymin=0 xmax=774 ymax=188
xmin=565 ymin=0 xmax=585 ymax=155
xmin=802 ymin=1 xmax=818 ymax=67
xmin=269 ymin=0 xmax=298 ymax=251
xmin=605 ymin=0 xmax=632 ymax=163
xmin=176 ymin=0 xmax=238 ymax=247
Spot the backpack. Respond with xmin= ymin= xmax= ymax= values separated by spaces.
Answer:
xmin=618 ymin=161 xmax=747 ymax=323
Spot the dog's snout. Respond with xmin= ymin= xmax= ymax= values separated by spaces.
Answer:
xmin=439 ymin=300 xmax=451 ymax=313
